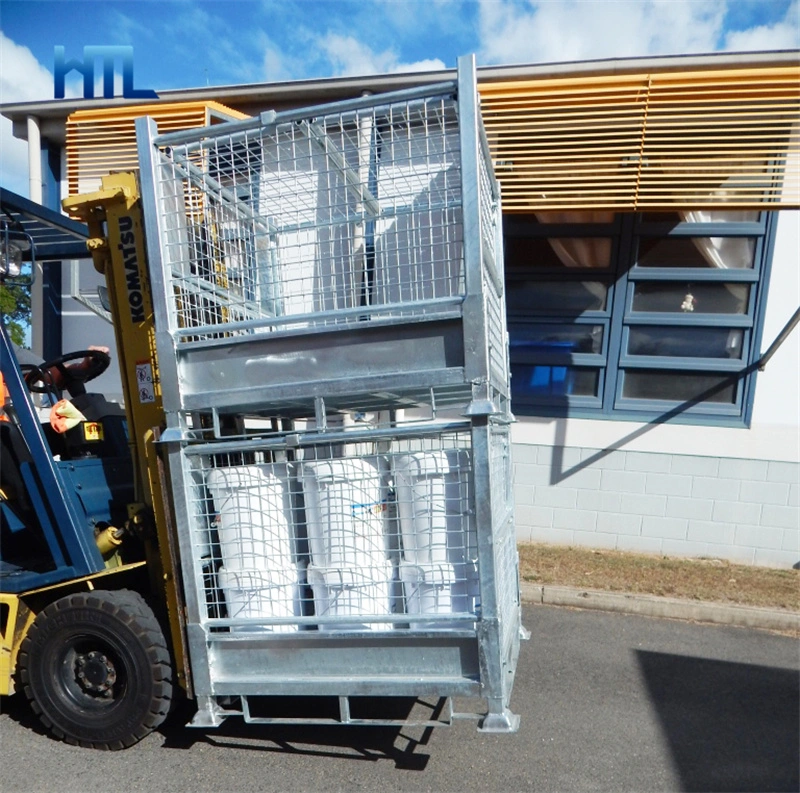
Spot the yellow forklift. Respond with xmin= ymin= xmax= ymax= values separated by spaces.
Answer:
xmin=0 ymin=173 xmax=184 ymax=748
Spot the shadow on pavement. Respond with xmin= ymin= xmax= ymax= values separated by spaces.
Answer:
xmin=158 ymin=695 xmax=439 ymax=770
xmin=0 ymin=691 xmax=52 ymax=739
xmin=1 ymin=689 xmax=434 ymax=769
xmin=636 ymin=650 xmax=799 ymax=793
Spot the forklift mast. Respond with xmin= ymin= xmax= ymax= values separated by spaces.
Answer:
xmin=62 ymin=172 xmax=189 ymax=692
xmin=0 ymin=173 xmax=186 ymax=747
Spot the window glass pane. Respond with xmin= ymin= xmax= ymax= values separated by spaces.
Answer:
xmin=628 ymin=327 xmax=745 ymax=359
xmin=632 ymin=282 xmax=750 ymax=314
xmin=637 ymin=236 xmax=755 ymax=269
xmin=510 ymin=324 xmax=603 ymax=354
xmin=505 ymin=236 xmax=612 ymax=270
xmin=622 ymin=370 xmax=737 ymax=403
xmin=506 ymin=281 xmax=608 ymax=313
xmin=505 ymin=209 xmax=771 ymax=423
xmin=512 ymin=364 xmax=599 ymax=398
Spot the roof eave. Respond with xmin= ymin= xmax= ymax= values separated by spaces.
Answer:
xmin=3 ymin=49 xmax=798 ymax=125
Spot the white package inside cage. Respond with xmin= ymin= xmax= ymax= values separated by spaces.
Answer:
xmin=307 ymin=560 xmax=394 ymax=632
xmin=217 ymin=566 xmax=302 ymax=633
xmin=205 ymin=464 xmax=295 ymax=571
xmin=300 ymin=457 xmax=389 ymax=569
xmin=400 ymin=561 xmax=455 ymax=628
xmin=394 ymin=449 xmax=479 ymax=619
xmin=399 ymin=560 xmax=480 ymax=628
xmin=372 ymin=129 xmax=463 ymax=308
xmin=393 ymin=449 xmax=476 ymax=566
xmin=393 ymin=451 xmax=449 ymax=566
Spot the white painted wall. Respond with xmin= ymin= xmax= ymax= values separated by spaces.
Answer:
xmin=513 ymin=209 xmax=800 ymax=567
xmin=513 ymin=442 xmax=799 ymax=568
xmin=751 ymin=210 xmax=800 ymax=437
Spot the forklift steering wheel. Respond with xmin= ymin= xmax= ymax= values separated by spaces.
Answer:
xmin=23 ymin=350 xmax=111 ymax=399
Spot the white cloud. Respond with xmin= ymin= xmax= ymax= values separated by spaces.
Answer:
xmin=723 ymin=0 xmax=800 ymax=51
xmin=397 ymin=58 xmax=450 ymax=74
xmin=257 ymin=29 xmax=301 ymax=83
xmin=318 ymin=33 xmax=445 ymax=77
xmin=477 ymin=0 xmax=727 ymax=65
xmin=0 ymin=32 xmax=57 ymax=197
xmin=263 ymin=45 xmax=290 ymax=82
xmin=0 ymin=34 xmax=54 ymax=104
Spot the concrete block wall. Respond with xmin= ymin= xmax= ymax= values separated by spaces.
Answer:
xmin=513 ymin=444 xmax=800 ymax=568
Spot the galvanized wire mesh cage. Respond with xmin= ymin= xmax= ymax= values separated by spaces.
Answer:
xmin=142 ymin=57 xmax=521 ymax=732
xmin=138 ymin=72 xmax=508 ymax=416
xmin=155 ymin=94 xmax=464 ymax=335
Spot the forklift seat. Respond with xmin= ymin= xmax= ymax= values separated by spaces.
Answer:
xmin=0 ymin=421 xmax=33 ymax=515
xmin=0 ymin=421 xmax=52 ymax=571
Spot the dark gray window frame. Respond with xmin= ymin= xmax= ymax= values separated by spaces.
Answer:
xmin=504 ymin=211 xmax=777 ymax=427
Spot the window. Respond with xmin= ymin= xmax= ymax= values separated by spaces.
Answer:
xmin=504 ymin=210 xmax=775 ymax=425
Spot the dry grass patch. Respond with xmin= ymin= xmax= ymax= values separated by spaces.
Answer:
xmin=519 ymin=543 xmax=800 ymax=611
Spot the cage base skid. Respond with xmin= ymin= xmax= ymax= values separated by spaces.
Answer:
xmin=189 ymin=694 xmax=513 ymax=730
xmin=477 ymin=709 xmax=521 ymax=734
xmin=187 ymin=695 xmax=520 ymax=734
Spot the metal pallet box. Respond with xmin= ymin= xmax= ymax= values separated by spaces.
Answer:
xmin=165 ymin=417 xmax=521 ymax=731
xmin=136 ymin=56 xmax=508 ymax=418
xmin=135 ymin=55 xmax=522 ymax=732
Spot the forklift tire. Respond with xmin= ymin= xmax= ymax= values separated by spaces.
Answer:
xmin=17 ymin=589 xmax=173 ymax=750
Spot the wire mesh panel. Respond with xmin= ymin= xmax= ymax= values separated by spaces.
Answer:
xmin=152 ymin=94 xmax=464 ymax=337
xmin=479 ymin=136 xmax=509 ymax=402
xmin=175 ymin=425 xmax=493 ymax=633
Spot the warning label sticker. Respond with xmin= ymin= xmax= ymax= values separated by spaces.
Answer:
xmin=83 ymin=422 xmax=104 ymax=442
xmin=135 ymin=361 xmax=155 ymax=403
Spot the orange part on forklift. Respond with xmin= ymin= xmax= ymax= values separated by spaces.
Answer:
xmin=0 ymin=371 xmax=8 ymax=420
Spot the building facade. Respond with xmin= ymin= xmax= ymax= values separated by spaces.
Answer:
xmin=3 ymin=51 xmax=798 ymax=567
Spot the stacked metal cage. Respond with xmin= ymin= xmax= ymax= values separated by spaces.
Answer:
xmin=137 ymin=55 xmax=521 ymax=731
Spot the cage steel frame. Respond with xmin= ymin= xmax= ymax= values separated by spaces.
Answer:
xmin=136 ymin=55 xmax=522 ymax=732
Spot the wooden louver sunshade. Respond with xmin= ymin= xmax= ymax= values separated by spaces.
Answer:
xmin=478 ymin=65 xmax=800 ymax=212
xmin=66 ymin=101 xmax=250 ymax=197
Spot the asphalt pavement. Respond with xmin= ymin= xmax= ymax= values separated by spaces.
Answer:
xmin=1 ymin=604 xmax=797 ymax=793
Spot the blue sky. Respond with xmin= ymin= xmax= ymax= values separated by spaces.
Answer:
xmin=0 ymin=0 xmax=798 ymax=194
xmin=1 ymin=0 xmax=798 ymax=90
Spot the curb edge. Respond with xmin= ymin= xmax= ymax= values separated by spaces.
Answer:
xmin=520 ymin=583 xmax=800 ymax=633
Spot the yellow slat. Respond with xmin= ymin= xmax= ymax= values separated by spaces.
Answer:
xmin=67 ymin=101 xmax=249 ymax=197
xmin=479 ymin=63 xmax=799 ymax=210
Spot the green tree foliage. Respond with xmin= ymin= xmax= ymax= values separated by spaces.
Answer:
xmin=0 ymin=279 xmax=32 ymax=347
